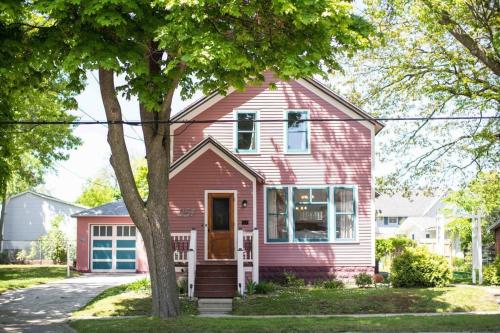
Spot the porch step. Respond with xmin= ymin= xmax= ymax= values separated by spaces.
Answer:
xmin=195 ymin=264 xmax=237 ymax=298
xmin=198 ymin=298 xmax=233 ymax=315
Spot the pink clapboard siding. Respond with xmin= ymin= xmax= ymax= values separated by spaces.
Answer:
xmin=172 ymin=72 xmax=374 ymax=267
xmin=76 ymin=216 xmax=148 ymax=272
xmin=168 ymin=149 xmax=255 ymax=262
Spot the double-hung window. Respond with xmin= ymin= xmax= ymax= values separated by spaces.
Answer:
xmin=266 ymin=188 xmax=288 ymax=242
xmin=235 ymin=111 xmax=258 ymax=153
xmin=286 ymin=110 xmax=309 ymax=153
xmin=334 ymin=187 xmax=356 ymax=240
xmin=293 ymin=187 xmax=329 ymax=242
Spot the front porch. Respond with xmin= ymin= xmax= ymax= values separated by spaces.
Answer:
xmin=172 ymin=228 xmax=259 ymax=298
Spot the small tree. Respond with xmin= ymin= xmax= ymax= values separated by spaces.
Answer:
xmin=375 ymin=236 xmax=416 ymax=271
xmin=38 ymin=216 xmax=67 ymax=264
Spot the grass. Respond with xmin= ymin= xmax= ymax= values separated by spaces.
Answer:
xmin=0 ymin=264 xmax=73 ymax=293
xmin=233 ymin=285 xmax=500 ymax=315
xmin=73 ymin=278 xmax=197 ymax=318
xmin=70 ymin=314 xmax=500 ymax=333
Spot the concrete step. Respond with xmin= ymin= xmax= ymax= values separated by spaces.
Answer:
xmin=198 ymin=298 xmax=233 ymax=315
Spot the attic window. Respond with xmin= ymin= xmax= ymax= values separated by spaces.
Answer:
xmin=286 ymin=110 xmax=310 ymax=153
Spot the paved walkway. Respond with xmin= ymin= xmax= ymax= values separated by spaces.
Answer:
xmin=0 ymin=273 xmax=145 ymax=333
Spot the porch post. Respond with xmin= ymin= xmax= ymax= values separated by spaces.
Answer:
xmin=252 ymin=228 xmax=259 ymax=283
xmin=187 ymin=228 xmax=197 ymax=298
xmin=237 ymin=228 xmax=245 ymax=295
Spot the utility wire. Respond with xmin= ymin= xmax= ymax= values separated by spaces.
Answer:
xmin=0 ymin=116 xmax=498 ymax=126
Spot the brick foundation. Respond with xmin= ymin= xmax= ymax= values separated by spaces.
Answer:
xmin=259 ymin=266 xmax=374 ymax=283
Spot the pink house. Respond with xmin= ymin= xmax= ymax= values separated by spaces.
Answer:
xmin=75 ymin=73 xmax=384 ymax=297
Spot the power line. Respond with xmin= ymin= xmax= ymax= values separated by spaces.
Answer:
xmin=0 ymin=115 xmax=498 ymax=126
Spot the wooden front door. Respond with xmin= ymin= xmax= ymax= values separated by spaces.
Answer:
xmin=208 ymin=193 xmax=234 ymax=260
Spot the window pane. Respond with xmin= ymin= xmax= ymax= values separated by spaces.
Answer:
xmin=93 ymin=226 xmax=99 ymax=236
xmin=237 ymin=113 xmax=255 ymax=131
xmin=294 ymin=204 xmax=328 ymax=241
xmin=130 ymin=226 xmax=136 ymax=236
xmin=117 ymin=226 xmax=122 ymax=237
xmin=107 ymin=226 xmax=112 ymax=236
xmin=268 ymin=189 xmax=287 ymax=214
xmin=267 ymin=215 xmax=288 ymax=241
xmin=293 ymin=189 xmax=310 ymax=203
xmin=336 ymin=214 xmax=354 ymax=239
xmin=288 ymin=112 xmax=307 ymax=131
xmin=335 ymin=188 xmax=353 ymax=213
xmin=287 ymin=131 xmax=307 ymax=151
xmin=238 ymin=132 xmax=256 ymax=150
xmin=100 ymin=226 xmax=106 ymax=236
xmin=311 ymin=189 xmax=328 ymax=202
xmin=123 ymin=226 xmax=130 ymax=237
xmin=388 ymin=217 xmax=398 ymax=224
xmin=212 ymin=198 xmax=230 ymax=231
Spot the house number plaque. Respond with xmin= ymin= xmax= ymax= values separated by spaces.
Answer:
xmin=179 ymin=208 xmax=195 ymax=217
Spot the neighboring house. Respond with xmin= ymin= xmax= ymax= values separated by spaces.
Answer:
xmin=375 ymin=193 xmax=462 ymax=259
xmin=75 ymin=72 xmax=384 ymax=297
xmin=0 ymin=191 xmax=85 ymax=252
xmin=489 ymin=221 xmax=500 ymax=256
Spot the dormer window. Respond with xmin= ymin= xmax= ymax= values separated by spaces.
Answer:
xmin=235 ymin=110 xmax=258 ymax=153
xmin=285 ymin=110 xmax=310 ymax=153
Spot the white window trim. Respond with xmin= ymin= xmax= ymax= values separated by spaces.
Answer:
xmin=233 ymin=109 xmax=260 ymax=154
xmin=283 ymin=109 xmax=311 ymax=154
xmin=264 ymin=184 xmax=359 ymax=244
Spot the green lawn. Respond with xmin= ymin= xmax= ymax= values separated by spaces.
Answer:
xmin=0 ymin=265 xmax=71 ymax=293
xmin=233 ymin=285 xmax=500 ymax=315
xmin=73 ymin=279 xmax=197 ymax=318
xmin=70 ymin=314 xmax=500 ymax=333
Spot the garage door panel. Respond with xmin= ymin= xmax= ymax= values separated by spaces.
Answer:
xmin=116 ymin=250 xmax=136 ymax=260
xmin=91 ymin=225 xmax=137 ymax=272
xmin=93 ymin=240 xmax=112 ymax=248
xmin=93 ymin=250 xmax=113 ymax=260
xmin=93 ymin=262 xmax=113 ymax=270
xmin=117 ymin=240 xmax=136 ymax=248
xmin=116 ymin=262 xmax=136 ymax=270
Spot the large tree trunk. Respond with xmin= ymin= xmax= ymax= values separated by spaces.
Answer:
xmin=98 ymin=68 xmax=180 ymax=318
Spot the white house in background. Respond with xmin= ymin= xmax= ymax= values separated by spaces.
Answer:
xmin=0 ymin=191 xmax=85 ymax=252
xmin=375 ymin=193 xmax=463 ymax=259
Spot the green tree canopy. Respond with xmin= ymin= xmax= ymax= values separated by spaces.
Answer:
xmin=337 ymin=0 xmax=499 ymax=192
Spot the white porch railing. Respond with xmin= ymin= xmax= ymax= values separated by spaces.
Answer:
xmin=171 ymin=232 xmax=190 ymax=263
xmin=237 ymin=228 xmax=259 ymax=295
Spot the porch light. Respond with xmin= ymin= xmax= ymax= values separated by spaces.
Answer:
xmin=241 ymin=200 xmax=248 ymax=208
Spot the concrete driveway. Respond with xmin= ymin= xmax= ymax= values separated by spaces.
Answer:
xmin=0 ymin=273 xmax=146 ymax=333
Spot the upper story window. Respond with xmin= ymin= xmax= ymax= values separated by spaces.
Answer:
xmin=235 ymin=111 xmax=258 ymax=153
xmin=286 ymin=110 xmax=309 ymax=153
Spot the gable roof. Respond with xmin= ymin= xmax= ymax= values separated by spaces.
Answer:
xmin=171 ymin=77 xmax=384 ymax=134
xmin=170 ymin=136 xmax=265 ymax=183
xmin=375 ymin=193 xmax=443 ymax=217
xmin=72 ymin=200 xmax=128 ymax=217
xmin=7 ymin=191 xmax=86 ymax=209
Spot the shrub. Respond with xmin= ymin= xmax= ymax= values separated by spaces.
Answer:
xmin=323 ymin=279 xmax=344 ymax=289
xmin=283 ymin=272 xmax=305 ymax=288
xmin=255 ymin=281 xmax=278 ymax=294
xmin=355 ymin=273 xmax=373 ymax=288
xmin=483 ymin=256 xmax=500 ymax=285
xmin=16 ymin=250 xmax=28 ymax=263
xmin=246 ymin=280 xmax=257 ymax=295
xmin=177 ymin=278 xmax=188 ymax=295
xmin=391 ymin=246 xmax=452 ymax=288
xmin=373 ymin=273 xmax=384 ymax=284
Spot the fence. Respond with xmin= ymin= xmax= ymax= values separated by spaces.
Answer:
xmin=0 ymin=239 xmax=77 ymax=268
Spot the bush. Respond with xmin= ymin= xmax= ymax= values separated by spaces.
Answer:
xmin=452 ymin=256 xmax=472 ymax=272
xmin=483 ymin=256 xmax=500 ymax=285
xmin=391 ymin=246 xmax=452 ymax=288
xmin=355 ymin=273 xmax=373 ymax=288
xmin=283 ymin=272 xmax=305 ymax=288
xmin=255 ymin=281 xmax=278 ymax=294
xmin=373 ymin=273 xmax=384 ymax=284
xmin=323 ymin=279 xmax=344 ymax=289
xmin=177 ymin=278 xmax=188 ymax=295
xmin=246 ymin=280 xmax=257 ymax=295
xmin=16 ymin=250 xmax=28 ymax=263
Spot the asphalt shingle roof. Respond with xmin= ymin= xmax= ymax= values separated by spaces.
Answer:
xmin=375 ymin=193 xmax=441 ymax=217
xmin=72 ymin=200 xmax=129 ymax=217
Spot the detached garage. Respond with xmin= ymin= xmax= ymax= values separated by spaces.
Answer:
xmin=73 ymin=200 xmax=148 ymax=273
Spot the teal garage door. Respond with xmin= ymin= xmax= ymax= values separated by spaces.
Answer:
xmin=91 ymin=225 xmax=137 ymax=272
